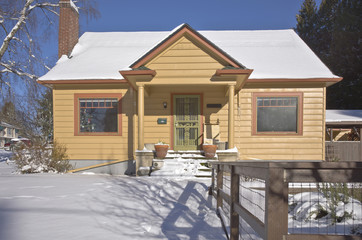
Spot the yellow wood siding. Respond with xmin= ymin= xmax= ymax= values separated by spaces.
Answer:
xmin=53 ymin=84 xmax=135 ymax=162
xmin=145 ymin=36 xmax=224 ymax=84
xmin=53 ymin=84 xmax=325 ymax=161
xmin=139 ymin=85 xmax=325 ymax=161
xmin=231 ymin=87 xmax=325 ymax=161
xmin=141 ymin=36 xmax=226 ymax=146
xmin=141 ymin=85 xmax=226 ymax=146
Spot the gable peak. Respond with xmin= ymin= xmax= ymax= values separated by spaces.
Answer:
xmin=130 ymin=24 xmax=244 ymax=69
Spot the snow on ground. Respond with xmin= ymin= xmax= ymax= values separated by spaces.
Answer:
xmin=1 ymin=148 xmax=361 ymax=239
xmin=0 ymin=149 xmax=14 ymax=175
xmin=0 ymin=149 xmax=12 ymax=161
xmin=0 ymin=154 xmax=226 ymax=240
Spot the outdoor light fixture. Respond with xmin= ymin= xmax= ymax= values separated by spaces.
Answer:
xmin=163 ymin=102 xmax=167 ymax=109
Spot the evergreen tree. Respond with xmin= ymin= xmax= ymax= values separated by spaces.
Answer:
xmin=296 ymin=0 xmax=319 ymax=51
xmin=35 ymin=88 xmax=53 ymax=141
xmin=296 ymin=0 xmax=362 ymax=109
xmin=0 ymin=100 xmax=16 ymax=123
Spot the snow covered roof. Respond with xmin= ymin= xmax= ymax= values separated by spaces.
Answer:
xmin=39 ymin=25 xmax=340 ymax=81
xmin=326 ymin=110 xmax=362 ymax=125
xmin=0 ymin=121 xmax=18 ymax=129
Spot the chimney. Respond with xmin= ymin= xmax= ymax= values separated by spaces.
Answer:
xmin=58 ymin=0 xmax=79 ymax=58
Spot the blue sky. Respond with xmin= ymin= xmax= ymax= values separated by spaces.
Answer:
xmin=80 ymin=0 xmax=308 ymax=32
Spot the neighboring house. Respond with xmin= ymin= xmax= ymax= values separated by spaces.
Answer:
xmin=326 ymin=110 xmax=362 ymax=141
xmin=325 ymin=110 xmax=362 ymax=162
xmin=0 ymin=121 xmax=19 ymax=148
xmin=37 ymin=0 xmax=342 ymax=174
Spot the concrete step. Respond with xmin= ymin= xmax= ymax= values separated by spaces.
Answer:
xmin=151 ymin=157 xmax=214 ymax=177
xmin=195 ymin=171 xmax=212 ymax=177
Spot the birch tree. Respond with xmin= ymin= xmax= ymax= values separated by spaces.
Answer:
xmin=0 ymin=0 xmax=99 ymax=94
xmin=0 ymin=0 xmax=98 ymax=137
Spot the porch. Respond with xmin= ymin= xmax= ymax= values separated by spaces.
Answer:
xmin=120 ymin=69 xmax=252 ymax=153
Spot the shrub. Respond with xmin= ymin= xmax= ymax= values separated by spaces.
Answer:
xmin=317 ymin=182 xmax=353 ymax=223
xmin=13 ymin=140 xmax=72 ymax=173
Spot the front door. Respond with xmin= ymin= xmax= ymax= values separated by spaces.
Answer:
xmin=173 ymin=95 xmax=201 ymax=150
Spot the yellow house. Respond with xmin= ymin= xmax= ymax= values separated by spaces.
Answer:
xmin=38 ymin=1 xmax=342 ymax=174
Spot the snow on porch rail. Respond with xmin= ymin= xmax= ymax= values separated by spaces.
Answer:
xmin=209 ymin=161 xmax=362 ymax=240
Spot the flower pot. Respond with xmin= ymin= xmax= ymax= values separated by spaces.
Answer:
xmin=155 ymin=144 xmax=169 ymax=159
xmin=203 ymin=144 xmax=217 ymax=158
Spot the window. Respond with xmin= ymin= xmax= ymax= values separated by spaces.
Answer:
xmin=7 ymin=128 xmax=12 ymax=137
xmin=253 ymin=93 xmax=303 ymax=135
xmin=74 ymin=94 xmax=122 ymax=136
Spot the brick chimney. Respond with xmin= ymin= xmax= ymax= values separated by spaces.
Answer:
xmin=58 ymin=0 xmax=79 ymax=58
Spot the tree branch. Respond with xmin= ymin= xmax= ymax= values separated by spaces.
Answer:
xmin=0 ymin=0 xmax=35 ymax=61
xmin=0 ymin=62 xmax=36 ymax=79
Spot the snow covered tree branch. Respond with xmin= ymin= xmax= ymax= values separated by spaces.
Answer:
xmin=0 ymin=0 xmax=99 ymax=94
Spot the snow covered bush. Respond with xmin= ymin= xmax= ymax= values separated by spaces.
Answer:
xmin=289 ymin=190 xmax=362 ymax=235
xmin=317 ymin=183 xmax=352 ymax=223
xmin=13 ymin=140 xmax=72 ymax=173
xmin=289 ymin=187 xmax=362 ymax=224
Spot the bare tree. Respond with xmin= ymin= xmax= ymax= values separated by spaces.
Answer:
xmin=0 ymin=0 xmax=99 ymax=137
xmin=0 ymin=0 xmax=99 ymax=94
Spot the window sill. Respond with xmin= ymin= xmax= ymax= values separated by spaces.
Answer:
xmin=252 ymin=131 xmax=303 ymax=136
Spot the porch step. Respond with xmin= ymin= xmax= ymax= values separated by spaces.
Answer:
xmin=151 ymin=152 xmax=217 ymax=177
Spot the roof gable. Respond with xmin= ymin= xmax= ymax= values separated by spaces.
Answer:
xmin=144 ymin=36 xmax=224 ymax=81
xmin=131 ymin=24 xmax=245 ymax=69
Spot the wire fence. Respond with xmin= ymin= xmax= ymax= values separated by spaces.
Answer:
xmin=238 ymin=177 xmax=265 ymax=240
xmin=288 ymin=182 xmax=362 ymax=235
xmin=211 ymin=161 xmax=362 ymax=240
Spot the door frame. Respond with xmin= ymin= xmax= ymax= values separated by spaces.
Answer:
xmin=170 ymin=93 xmax=204 ymax=150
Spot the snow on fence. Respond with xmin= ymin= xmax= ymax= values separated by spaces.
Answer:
xmin=210 ymin=161 xmax=362 ymax=240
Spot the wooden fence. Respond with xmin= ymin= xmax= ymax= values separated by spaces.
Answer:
xmin=210 ymin=161 xmax=362 ymax=240
xmin=326 ymin=142 xmax=362 ymax=162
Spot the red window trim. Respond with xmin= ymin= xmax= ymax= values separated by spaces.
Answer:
xmin=252 ymin=92 xmax=303 ymax=136
xmin=74 ymin=93 xmax=122 ymax=136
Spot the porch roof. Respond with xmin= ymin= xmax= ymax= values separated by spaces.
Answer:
xmin=38 ymin=24 xmax=340 ymax=82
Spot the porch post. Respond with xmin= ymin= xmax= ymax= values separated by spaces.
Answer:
xmin=228 ymin=84 xmax=235 ymax=149
xmin=138 ymin=85 xmax=144 ymax=150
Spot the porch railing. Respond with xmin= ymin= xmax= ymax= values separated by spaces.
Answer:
xmin=210 ymin=161 xmax=362 ymax=240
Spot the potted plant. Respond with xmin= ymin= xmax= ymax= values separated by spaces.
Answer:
xmin=203 ymin=143 xmax=217 ymax=158
xmin=154 ymin=141 xmax=169 ymax=159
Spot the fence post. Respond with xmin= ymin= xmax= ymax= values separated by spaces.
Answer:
xmin=264 ymin=165 xmax=288 ymax=240
xmin=217 ymin=164 xmax=223 ymax=208
xmin=210 ymin=167 xmax=215 ymax=195
xmin=230 ymin=165 xmax=240 ymax=240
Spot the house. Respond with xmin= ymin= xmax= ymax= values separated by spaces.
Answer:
xmin=0 ymin=121 xmax=19 ymax=148
xmin=326 ymin=110 xmax=362 ymax=141
xmin=325 ymin=110 xmax=362 ymax=162
xmin=37 ymin=0 xmax=342 ymax=174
